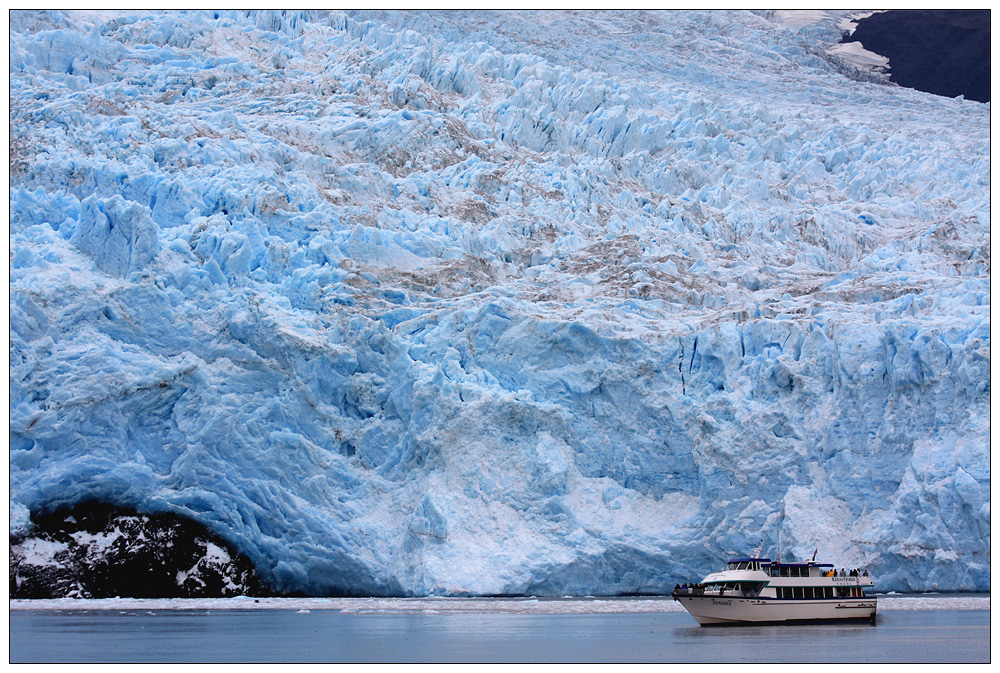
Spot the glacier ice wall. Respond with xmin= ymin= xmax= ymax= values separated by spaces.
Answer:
xmin=9 ymin=9 xmax=989 ymax=595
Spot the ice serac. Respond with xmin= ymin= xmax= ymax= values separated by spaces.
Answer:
xmin=9 ymin=9 xmax=990 ymax=596
xmin=71 ymin=195 xmax=160 ymax=277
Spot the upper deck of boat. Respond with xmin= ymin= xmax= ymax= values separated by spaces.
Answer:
xmin=713 ymin=557 xmax=872 ymax=583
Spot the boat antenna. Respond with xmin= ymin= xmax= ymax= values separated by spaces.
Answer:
xmin=752 ymin=540 xmax=763 ymax=559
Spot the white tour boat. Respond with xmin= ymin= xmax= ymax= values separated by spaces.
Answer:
xmin=671 ymin=546 xmax=877 ymax=626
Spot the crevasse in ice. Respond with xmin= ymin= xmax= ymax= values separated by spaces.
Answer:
xmin=9 ymin=10 xmax=990 ymax=595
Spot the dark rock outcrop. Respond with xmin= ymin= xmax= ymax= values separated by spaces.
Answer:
xmin=844 ymin=10 xmax=990 ymax=103
xmin=10 ymin=502 xmax=267 ymax=598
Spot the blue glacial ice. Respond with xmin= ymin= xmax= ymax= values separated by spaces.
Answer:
xmin=9 ymin=10 xmax=990 ymax=595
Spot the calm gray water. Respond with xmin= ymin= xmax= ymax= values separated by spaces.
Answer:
xmin=9 ymin=607 xmax=989 ymax=663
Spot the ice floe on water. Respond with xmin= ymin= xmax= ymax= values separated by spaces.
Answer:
xmin=9 ymin=595 xmax=990 ymax=614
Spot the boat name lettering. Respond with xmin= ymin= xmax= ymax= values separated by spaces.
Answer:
xmin=711 ymin=599 xmax=732 ymax=606
xmin=831 ymin=577 xmax=860 ymax=583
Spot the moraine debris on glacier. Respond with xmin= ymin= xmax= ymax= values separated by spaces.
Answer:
xmin=9 ymin=10 xmax=989 ymax=597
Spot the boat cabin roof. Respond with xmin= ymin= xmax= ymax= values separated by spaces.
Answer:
xmin=726 ymin=557 xmax=834 ymax=568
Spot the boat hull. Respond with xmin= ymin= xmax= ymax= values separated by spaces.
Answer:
xmin=674 ymin=595 xmax=877 ymax=626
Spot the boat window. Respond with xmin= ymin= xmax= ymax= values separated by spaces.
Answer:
xmin=793 ymin=587 xmax=803 ymax=599
xmin=824 ymin=587 xmax=833 ymax=599
xmin=780 ymin=567 xmax=789 ymax=577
